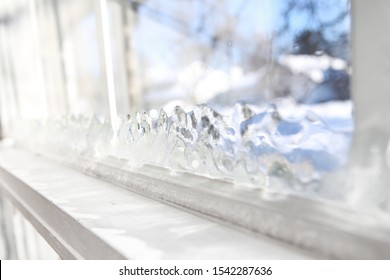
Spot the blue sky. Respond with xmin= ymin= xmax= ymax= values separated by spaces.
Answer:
xmin=132 ymin=0 xmax=350 ymax=73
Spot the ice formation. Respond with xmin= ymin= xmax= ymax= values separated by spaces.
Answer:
xmin=17 ymin=101 xmax=353 ymax=190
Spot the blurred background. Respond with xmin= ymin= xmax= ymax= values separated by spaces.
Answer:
xmin=0 ymin=0 xmax=351 ymax=132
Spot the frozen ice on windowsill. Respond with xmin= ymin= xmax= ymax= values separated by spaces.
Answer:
xmin=11 ymin=100 xmax=353 ymax=195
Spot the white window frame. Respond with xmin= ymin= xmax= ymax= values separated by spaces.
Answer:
xmin=1 ymin=0 xmax=390 ymax=260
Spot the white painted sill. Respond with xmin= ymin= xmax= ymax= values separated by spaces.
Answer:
xmin=1 ymin=143 xmax=390 ymax=259
xmin=0 ymin=144 xmax=317 ymax=259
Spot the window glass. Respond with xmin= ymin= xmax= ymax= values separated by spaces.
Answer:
xmin=0 ymin=0 xmax=352 ymax=197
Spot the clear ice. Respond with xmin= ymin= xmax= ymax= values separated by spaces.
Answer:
xmin=16 ymin=101 xmax=353 ymax=191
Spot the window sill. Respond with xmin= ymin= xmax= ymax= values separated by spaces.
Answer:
xmin=0 ymin=144 xmax=316 ymax=259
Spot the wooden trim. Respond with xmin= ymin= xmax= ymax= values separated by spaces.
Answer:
xmin=0 ymin=146 xmax=312 ymax=259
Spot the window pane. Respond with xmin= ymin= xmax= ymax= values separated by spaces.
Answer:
xmin=0 ymin=0 xmax=355 ymax=200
